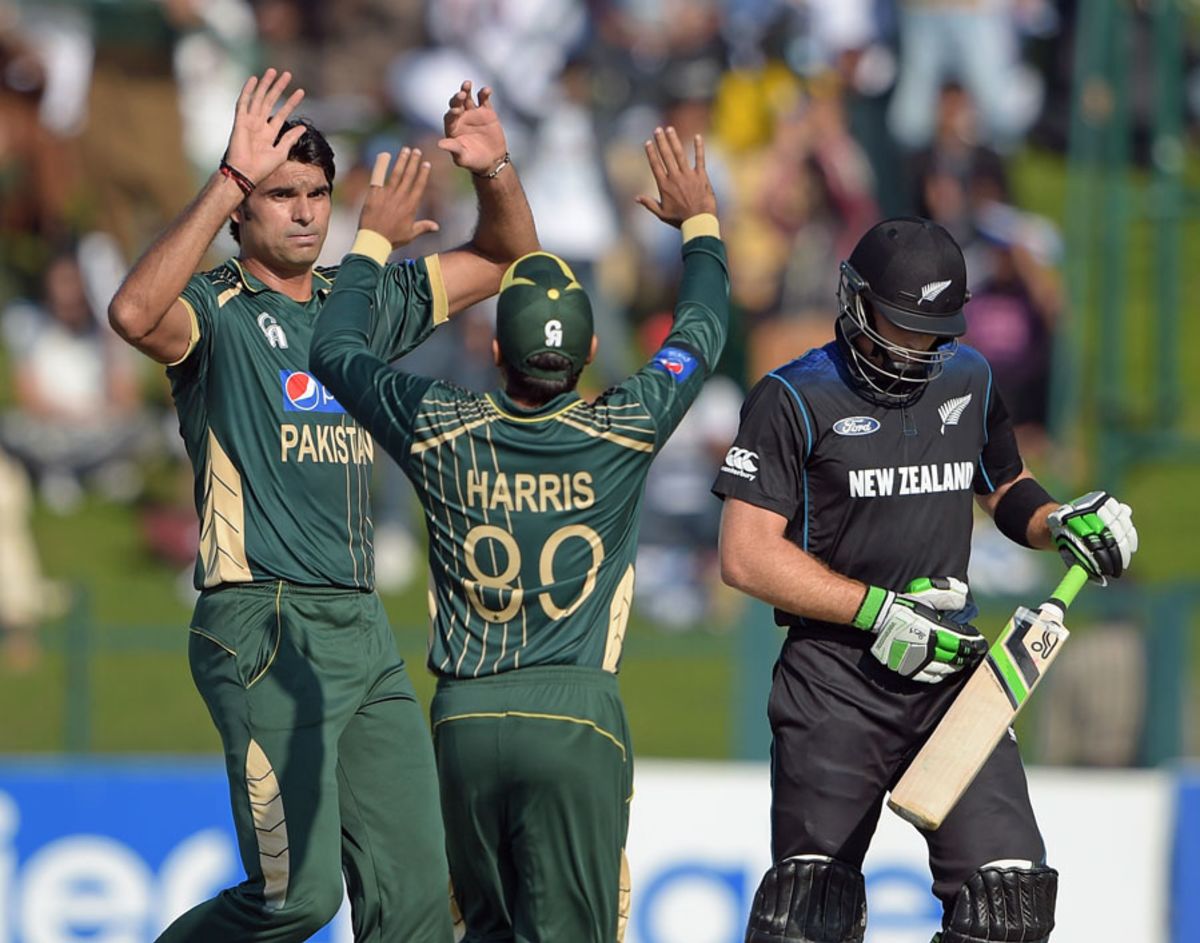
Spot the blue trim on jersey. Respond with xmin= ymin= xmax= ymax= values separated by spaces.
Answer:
xmin=977 ymin=357 xmax=996 ymax=493
xmin=768 ymin=371 xmax=814 ymax=551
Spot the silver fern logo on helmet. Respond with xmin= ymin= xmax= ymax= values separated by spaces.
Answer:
xmin=919 ymin=280 xmax=952 ymax=304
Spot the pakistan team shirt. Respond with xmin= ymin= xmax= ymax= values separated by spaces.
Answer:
xmin=168 ymin=255 xmax=450 ymax=590
xmin=311 ymin=225 xmax=729 ymax=677
xmin=712 ymin=340 xmax=1023 ymax=639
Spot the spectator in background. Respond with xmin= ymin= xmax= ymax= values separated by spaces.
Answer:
xmin=910 ymin=83 xmax=1009 ymax=252
xmin=634 ymin=311 xmax=742 ymax=629
xmin=888 ymin=0 xmax=1036 ymax=152
xmin=964 ymin=204 xmax=1063 ymax=461
xmin=0 ymin=446 xmax=67 ymax=671
xmin=0 ymin=30 xmax=77 ymax=299
xmin=80 ymin=0 xmax=197 ymax=259
xmin=744 ymin=74 xmax=879 ymax=380
xmin=0 ymin=248 xmax=151 ymax=511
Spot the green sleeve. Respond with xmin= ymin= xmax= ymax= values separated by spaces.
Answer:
xmin=311 ymin=254 xmax=438 ymax=472
xmin=167 ymin=273 xmax=221 ymax=383
xmin=602 ymin=234 xmax=730 ymax=450
xmin=368 ymin=254 xmax=450 ymax=362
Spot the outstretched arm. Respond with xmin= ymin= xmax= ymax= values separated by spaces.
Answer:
xmin=108 ymin=69 xmax=306 ymax=363
xmin=310 ymin=148 xmax=441 ymax=459
xmin=434 ymin=81 xmax=539 ymax=314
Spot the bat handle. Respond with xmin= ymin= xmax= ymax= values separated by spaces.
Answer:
xmin=1042 ymin=563 xmax=1089 ymax=620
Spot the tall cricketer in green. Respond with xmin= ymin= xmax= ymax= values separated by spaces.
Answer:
xmin=108 ymin=68 xmax=537 ymax=942
xmin=311 ymin=126 xmax=729 ymax=943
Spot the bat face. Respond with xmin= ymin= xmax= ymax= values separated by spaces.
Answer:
xmin=887 ymin=604 xmax=1070 ymax=831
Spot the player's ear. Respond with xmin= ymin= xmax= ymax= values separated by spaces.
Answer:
xmin=586 ymin=334 xmax=598 ymax=365
xmin=492 ymin=337 xmax=503 ymax=367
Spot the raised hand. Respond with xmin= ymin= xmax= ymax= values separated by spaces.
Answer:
xmin=223 ymin=68 xmax=307 ymax=186
xmin=358 ymin=148 xmax=440 ymax=249
xmin=636 ymin=126 xmax=718 ymax=227
xmin=438 ymin=80 xmax=508 ymax=176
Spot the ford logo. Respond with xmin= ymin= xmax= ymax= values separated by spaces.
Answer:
xmin=833 ymin=416 xmax=881 ymax=436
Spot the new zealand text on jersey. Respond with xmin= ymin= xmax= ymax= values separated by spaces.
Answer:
xmin=848 ymin=461 xmax=974 ymax=498
xmin=280 ymin=423 xmax=374 ymax=465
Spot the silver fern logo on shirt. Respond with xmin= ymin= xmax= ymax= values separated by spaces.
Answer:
xmin=938 ymin=394 xmax=972 ymax=434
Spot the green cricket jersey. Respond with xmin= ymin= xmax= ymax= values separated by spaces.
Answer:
xmin=310 ymin=221 xmax=729 ymax=677
xmin=168 ymin=254 xmax=451 ymax=590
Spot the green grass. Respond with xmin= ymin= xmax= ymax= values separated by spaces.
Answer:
xmin=2 ymin=493 xmax=740 ymax=757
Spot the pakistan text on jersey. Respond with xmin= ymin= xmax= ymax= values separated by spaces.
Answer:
xmin=280 ymin=423 xmax=374 ymax=465
xmin=465 ymin=470 xmax=595 ymax=513
xmin=848 ymin=461 xmax=974 ymax=498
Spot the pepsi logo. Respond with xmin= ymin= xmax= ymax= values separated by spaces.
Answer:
xmin=278 ymin=370 xmax=346 ymax=414
xmin=285 ymin=372 xmax=322 ymax=411
xmin=651 ymin=345 xmax=698 ymax=383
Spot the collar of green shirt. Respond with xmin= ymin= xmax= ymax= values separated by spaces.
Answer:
xmin=228 ymin=259 xmax=334 ymax=299
xmin=487 ymin=389 xmax=583 ymax=422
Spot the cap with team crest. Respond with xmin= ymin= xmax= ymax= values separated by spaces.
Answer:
xmin=845 ymin=217 xmax=969 ymax=336
xmin=496 ymin=252 xmax=594 ymax=380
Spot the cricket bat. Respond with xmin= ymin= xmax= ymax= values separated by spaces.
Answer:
xmin=887 ymin=564 xmax=1090 ymax=830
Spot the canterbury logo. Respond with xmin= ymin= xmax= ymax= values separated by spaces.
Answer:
xmin=257 ymin=312 xmax=288 ymax=349
xmin=722 ymin=447 xmax=759 ymax=479
xmin=919 ymin=280 xmax=952 ymax=304
xmin=938 ymin=394 xmax=972 ymax=434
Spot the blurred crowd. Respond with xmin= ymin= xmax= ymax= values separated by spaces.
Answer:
xmin=0 ymin=0 xmax=1075 ymax=654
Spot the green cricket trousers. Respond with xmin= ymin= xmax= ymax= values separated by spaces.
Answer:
xmin=159 ymin=581 xmax=453 ymax=943
xmin=431 ymin=666 xmax=634 ymax=943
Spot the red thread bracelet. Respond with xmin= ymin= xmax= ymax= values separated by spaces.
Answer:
xmin=219 ymin=160 xmax=256 ymax=196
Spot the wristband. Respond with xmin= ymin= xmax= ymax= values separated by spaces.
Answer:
xmin=348 ymin=229 xmax=392 ymax=266
xmin=681 ymin=213 xmax=720 ymax=243
xmin=219 ymin=160 xmax=256 ymax=196
xmin=852 ymin=585 xmax=892 ymax=631
xmin=474 ymin=152 xmax=511 ymax=179
xmin=994 ymin=476 xmax=1057 ymax=547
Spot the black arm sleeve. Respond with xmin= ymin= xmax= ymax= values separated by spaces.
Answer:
xmin=710 ymin=374 xmax=810 ymax=519
xmin=973 ymin=384 xmax=1023 ymax=494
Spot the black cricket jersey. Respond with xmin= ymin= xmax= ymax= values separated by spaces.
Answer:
xmin=712 ymin=339 xmax=1022 ymax=639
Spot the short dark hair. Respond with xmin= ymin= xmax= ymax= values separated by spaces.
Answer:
xmin=502 ymin=352 xmax=582 ymax=406
xmin=228 ymin=118 xmax=335 ymax=244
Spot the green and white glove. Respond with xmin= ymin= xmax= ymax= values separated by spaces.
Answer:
xmin=853 ymin=581 xmax=986 ymax=684
xmin=900 ymin=576 xmax=969 ymax=612
xmin=1047 ymin=491 xmax=1137 ymax=585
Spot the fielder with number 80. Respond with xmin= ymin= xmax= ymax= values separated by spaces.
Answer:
xmin=311 ymin=125 xmax=728 ymax=943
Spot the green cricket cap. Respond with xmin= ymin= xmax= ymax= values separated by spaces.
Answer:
xmin=496 ymin=252 xmax=593 ymax=380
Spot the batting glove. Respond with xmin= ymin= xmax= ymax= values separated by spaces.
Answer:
xmin=1047 ymin=491 xmax=1138 ymax=585
xmin=854 ymin=586 xmax=987 ymax=684
xmin=900 ymin=576 xmax=969 ymax=612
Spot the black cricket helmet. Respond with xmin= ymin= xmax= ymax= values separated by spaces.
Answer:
xmin=837 ymin=217 xmax=969 ymax=402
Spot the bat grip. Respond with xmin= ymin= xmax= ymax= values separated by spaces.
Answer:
xmin=1043 ymin=564 xmax=1089 ymax=619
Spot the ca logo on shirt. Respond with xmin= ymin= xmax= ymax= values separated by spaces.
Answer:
xmin=258 ymin=312 xmax=289 ymax=349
